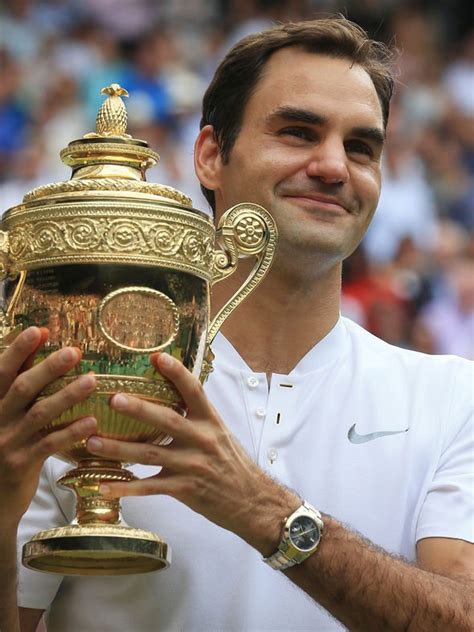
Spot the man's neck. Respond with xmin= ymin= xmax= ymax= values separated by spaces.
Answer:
xmin=210 ymin=259 xmax=341 ymax=375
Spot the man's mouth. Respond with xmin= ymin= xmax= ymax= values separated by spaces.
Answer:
xmin=282 ymin=193 xmax=349 ymax=214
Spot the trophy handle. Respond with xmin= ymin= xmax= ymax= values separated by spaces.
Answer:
xmin=0 ymin=230 xmax=24 ymax=346
xmin=206 ymin=203 xmax=277 ymax=346
xmin=0 ymin=230 xmax=9 ymax=282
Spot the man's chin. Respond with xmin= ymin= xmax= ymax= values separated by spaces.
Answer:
xmin=282 ymin=231 xmax=354 ymax=264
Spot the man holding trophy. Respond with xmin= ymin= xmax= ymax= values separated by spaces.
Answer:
xmin=1 ymin=17 xmax=473 ymax=632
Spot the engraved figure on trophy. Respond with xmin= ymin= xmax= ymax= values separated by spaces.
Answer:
xmin=0 ymin=84 xmax=278 ymax=575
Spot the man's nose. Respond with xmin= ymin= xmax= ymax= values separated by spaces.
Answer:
xmin=305 ymin=139 xmax=349 ymax=184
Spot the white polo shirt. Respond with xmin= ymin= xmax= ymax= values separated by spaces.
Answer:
xmin=17 ymin=318 xmax=473 ymax=632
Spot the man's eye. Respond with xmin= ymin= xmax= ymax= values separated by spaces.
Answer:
xmin=346 ymin=140 xmax=373 ymax=157
xmin=279 ymin=127 xmax=314 ymax=141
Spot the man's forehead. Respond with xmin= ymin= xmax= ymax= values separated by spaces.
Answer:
xmin=249 ymin=49 xmax=384 ymax=128
xmin=262 ymin=46 xmax=365 ymax=75
xmin=259 ymin=49 xmax=378 ymax=97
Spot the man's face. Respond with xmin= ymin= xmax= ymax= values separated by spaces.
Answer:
xmin=199 ymin=49 xmax=385 ymax=269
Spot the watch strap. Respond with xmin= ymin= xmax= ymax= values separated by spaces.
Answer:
xmin=264 ymin=548 xmax=297 ymax=570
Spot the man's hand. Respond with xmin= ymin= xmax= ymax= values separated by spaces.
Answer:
xmin=87 ymin=352 xmax=298 ymax=553
xmin=0 ymin=327 xmax=97 ymax=528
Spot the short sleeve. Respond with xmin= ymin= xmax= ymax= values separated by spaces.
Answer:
xmin=416 ymin=360 xmax=474 ymax=543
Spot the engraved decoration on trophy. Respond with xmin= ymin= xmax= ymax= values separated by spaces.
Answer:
xmin=0 ymin=84 xmax=278 ymax=576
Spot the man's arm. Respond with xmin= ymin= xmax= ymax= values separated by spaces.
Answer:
xmin=0 ymin=327 xmax=97 ymax=632
xmin=19 ymin=608 xmax=45 ymax=632
xmin=88 ymin=352 xmax=473 ymax=632
xmin=284 ymin=521 xmax=473 ymax=631
xmin=0 ymin=526 xmax=20 ymax=632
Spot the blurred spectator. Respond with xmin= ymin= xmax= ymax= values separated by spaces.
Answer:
xmin=0 ymin=0 xmax=45 ymax=62
xmin=417 ymin=256 xmax=474 ymax=359
xmin=419 ymin=126 xmax=474 ymax=231
xmin=442 ymin=30 xmax=474 ymax=172
xmin=122 ymin=31 xmax=174 ymax=126
xmin=0 ymin=50 xmax=29 ymax=180
xmin=80 ymin=26 xmax=128 ymax=125
xmin=363 ymin=104 xmax=438 ymax=264
xmin=221 ymin=0 xmax=299 ymax=52
xmin=342 ymin=247 xmax=412 ymax=348
xmin=0 ymin=140 xmax=48 ymax=210
xmin=428 ymin=219 xmax=471 ymax=298
xmin=81 ymin=0 xmax=158 ymax=41
xmin=443 ymin=31 xmax=474 ymax=118
xmin=33 ymin=74 xmax=88 ymax=181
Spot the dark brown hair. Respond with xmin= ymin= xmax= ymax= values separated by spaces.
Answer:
xmin=199 ymin=16 xmax=395 ymax=211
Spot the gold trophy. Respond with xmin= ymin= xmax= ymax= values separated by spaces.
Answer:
xmin=0 ymin=85 xmax=277 ymax=576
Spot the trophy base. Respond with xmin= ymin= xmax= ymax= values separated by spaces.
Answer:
xmin=22 ymin=523 xmax=171 ymax=576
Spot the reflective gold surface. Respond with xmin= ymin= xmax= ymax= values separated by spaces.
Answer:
xmin=23 ymin=524 xmax=171 ymax=576
xmin=0 ymin=84 xmax=278 ymax=575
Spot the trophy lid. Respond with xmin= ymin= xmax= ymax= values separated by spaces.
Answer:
xmin=22 ymin=84 xmax=193 ymax=208
xmin=0 ymin=84 xmax=215 ymax=279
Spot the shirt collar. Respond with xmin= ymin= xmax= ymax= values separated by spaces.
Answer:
xmin=211 ymin=316 xmax=348 ymax=377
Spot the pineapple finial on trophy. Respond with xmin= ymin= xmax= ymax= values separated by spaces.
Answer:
xmin=86 ymin=83 xmax=131 ymax=138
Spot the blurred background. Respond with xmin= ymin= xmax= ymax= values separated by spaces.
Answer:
xmin=1 ymin=0 xmax=473 ymax=359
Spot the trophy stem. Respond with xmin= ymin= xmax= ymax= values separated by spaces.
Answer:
xmin=22 ymin=459 xmax=171 ymax=576
xmin=58 ymin=459 xmax=134 ymax=526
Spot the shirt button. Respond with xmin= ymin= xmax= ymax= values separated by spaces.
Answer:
xmin=267 ymin=448 xmax=278 ymax=463
xmin=247 ymin=376 xmax=259 ymax=388
xmin=255 ymin=406 xmax=266 ymax=419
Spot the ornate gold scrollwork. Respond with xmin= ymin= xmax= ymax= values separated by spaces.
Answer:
xmin=207 ymin=203 xmax=277 ymax=345
xmin=3 ymin=205 xmax=215 ymax=281
xmin=0 ymin=232 xmax=24 ymax=343
xmin=0 ymin=230 xmax=9 ymax=282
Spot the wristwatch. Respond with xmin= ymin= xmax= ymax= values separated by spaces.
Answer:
xmin=263 ymin=501 xmax=323 ymax=570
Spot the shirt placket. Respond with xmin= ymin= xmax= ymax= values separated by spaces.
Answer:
xmin=239 ymin=371 xmax=269 ymax=461
xmin=258 ymin=376 xmax=300 ymax=473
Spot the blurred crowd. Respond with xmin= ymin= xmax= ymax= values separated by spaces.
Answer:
xmin=1 ymin=0 xmax=473 ymax=359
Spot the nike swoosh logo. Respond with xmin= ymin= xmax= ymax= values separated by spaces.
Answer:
xmin=348 ymin=423 xmax=409 ymax=444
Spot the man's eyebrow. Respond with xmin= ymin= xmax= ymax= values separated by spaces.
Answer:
xmin=351 ymin=126 xmax=385 ymax=146
xmin=265 ymin=106 xmax=327 ymax=126
xmin=266 ymin=106 xmax=385 ymax=145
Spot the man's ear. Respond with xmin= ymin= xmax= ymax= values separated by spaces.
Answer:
xmin=194 ymin=125 xmax=222 ymax=192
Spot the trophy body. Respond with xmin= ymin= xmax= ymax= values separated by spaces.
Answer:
xmin=0 ymin=86 xmax=277 ymax=576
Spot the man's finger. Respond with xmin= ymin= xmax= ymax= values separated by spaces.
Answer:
xmin=19 ymin=327 xmax=50 ymax=372
xmin=108 ymin=393 xmax=195 ymax=442
xmin=1 ymin=346 xmax=82 ymax=417
xmin=31 ymin=416 xmax=98 ymax=461
xmin=87 ymin=435 xmax=183 ymax=469
xmin=99 ymin=474 xmax=178 ymax=499
xmin=20 ymin=373 xmax=97 ymax=438
xmin=0 ymin=327 xmax=44 ymax=398
xmin=152 ymin=353 xmax=216 ymax=419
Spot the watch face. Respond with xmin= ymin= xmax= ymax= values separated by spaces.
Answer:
xmin=289 ymin=516 xmax=320 ymax=551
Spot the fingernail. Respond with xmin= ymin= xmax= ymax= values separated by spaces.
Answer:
xmin=88 ymin=436 xmax=103 ymax=451
xmin=159 ymin=353 xmax=173 ymax=367
xmin=81 ymin=416 xmax=97 ymax=426
xmin=80 ymin=417 xmax=97 ymax=433
xmin=24 ymin=327 xmax=39 ymax=342
xmin=59 ymin=348 xmax=76 ymax=364
xmin=112 ymin=393 xmax=128 ymax=409
xmin=79 ymin=374 xmax=96 ymax=390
